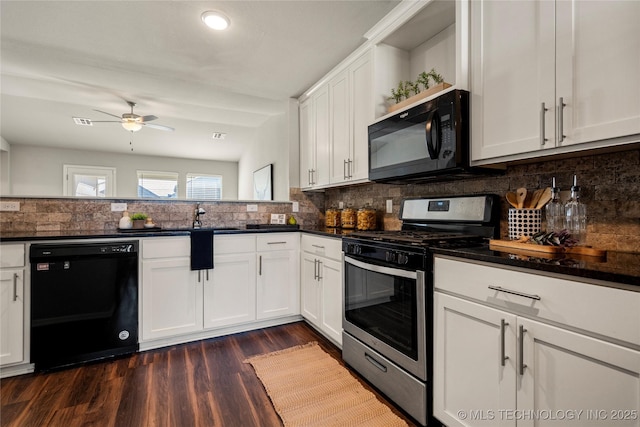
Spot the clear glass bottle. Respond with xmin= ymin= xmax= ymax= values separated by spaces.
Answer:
xmin=565 ymin=175 xmax=587 ymax=244
xmin=545 ymin=177 xmax=564 ymax=233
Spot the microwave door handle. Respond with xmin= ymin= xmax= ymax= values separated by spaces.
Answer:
xmin=425 ymin=109 xmax=441 ymax=159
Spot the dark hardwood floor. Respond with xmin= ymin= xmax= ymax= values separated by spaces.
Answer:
xmin=1 ymin=321 xmax=419 ymax=427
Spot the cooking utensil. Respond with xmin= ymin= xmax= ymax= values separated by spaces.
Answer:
xmin=516 ymin=188 xmax=527 ymax=208
xmin=506 ymin=191 xmax=518 ymax=208
xmin=535 ymin=187 xmax=552 ymax=209
xmin=528 ymin=188 xmax=544 ymax=208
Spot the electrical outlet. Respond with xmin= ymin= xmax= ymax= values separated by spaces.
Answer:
xmin=386 ymin=199 xmax=393 ymax=214
xmin=292 ymin=201 xmax=299 ymax=212
xmin=111 ymin=203 xmax=127 ymax=212
xmin=0 ymin=201 xmax=20 ymax=211
xmin=338 ymin=201 xmax=344 ymax=209
xmin=246 ymin=204 xmax=258 ymax=212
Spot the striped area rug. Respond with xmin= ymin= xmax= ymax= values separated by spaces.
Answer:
xmin=244 ymin=341 xmax=408 ymax=427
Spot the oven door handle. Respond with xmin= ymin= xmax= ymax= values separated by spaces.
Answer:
xmin=344 ymin=256 xmax=418 ymax=280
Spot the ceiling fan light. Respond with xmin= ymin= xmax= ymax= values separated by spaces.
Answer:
xmin=122 ymin=121 xmax=142 ymax=132
xmin=201 ymin=11 xmax=230 ymax=30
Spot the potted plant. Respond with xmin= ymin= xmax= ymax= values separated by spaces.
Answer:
xmin=387 ymin=68 xmax=451 ymax=113
xmin=130 ymin=213 xmax=148 ymax=229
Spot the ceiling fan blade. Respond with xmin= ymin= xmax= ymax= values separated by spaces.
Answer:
xmin=143 ymin=123 xmax=174 ymax=132
xmin=90 ymin=120 xmax=123 ymax=123
xmin=93 ymin=109 xmax=123 ymax=119
xmin=140 ymin=115 xmax=158 ymax=122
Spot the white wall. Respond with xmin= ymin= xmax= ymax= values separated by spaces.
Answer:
xmin=238 ymin=105 xmax=292 ymax=201
xmin=8 ymin=145 xmax=239 ymax=199
xmin=0 ymin=137 xmax=10 ymax=195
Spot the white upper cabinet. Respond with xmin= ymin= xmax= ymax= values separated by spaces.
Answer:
xmin=329 ymin=51 xmax=373 ymax=185
xmin=300 ymin=85 xmax=330 ymax=189
xmin=471 ymin=0 xmax=640 ymax=163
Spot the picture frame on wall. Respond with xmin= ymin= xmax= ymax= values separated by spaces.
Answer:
xmin=253 ymin=164 xmax=273 ymax=200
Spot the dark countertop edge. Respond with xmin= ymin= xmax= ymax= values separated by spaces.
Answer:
xmin=0 ymin=227 xmax=347 ymax=242
xmin=432 ymin=247 xmax=640 ymax=291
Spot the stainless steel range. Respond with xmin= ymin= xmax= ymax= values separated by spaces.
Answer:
xmin=341 ymin=194 xmax=499 ymax=426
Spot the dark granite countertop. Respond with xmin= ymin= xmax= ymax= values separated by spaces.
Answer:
xmin=432 ymin=245 xmax=640 ymax=291
xmin=0 ymin=226 xmax=301 ymax=242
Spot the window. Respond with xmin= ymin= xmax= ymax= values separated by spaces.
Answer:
xmin=186 ymin=173 xmax=222 ymax=200
xmin=137 ymin=171 xmax=178 ymax=198
xmin=63 ymin=165 xmax=116 ymax=197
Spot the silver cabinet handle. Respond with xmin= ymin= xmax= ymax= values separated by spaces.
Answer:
xmin=519 ymin=325 xmax=527 ymax=375
xmin=311 ymin=244 xmax=325 ymax=249
xmin=308 ymin=169 xmax=312 ymax=186
xmin=313 ymin=259 xmax=318 ymax=280
xmin=488 ymin=285 xmax=541 ymax=301
xmin=344 ymin=159 xmax=349 ymax=180
xmin=500 ymin=319 xmax=509 ymax=366
xmin=267 ymin=241 xmax=287 ymax=245
xmin=317 ymin=260 xmax=322 ymax=280
xmin=540 ymin=102 xmax=548 ymax=146
xmin=348 ymin=159 xmax=353 ymax=178
xmin=206 ymin=269 xmax=209 ymax=281
xmin=310 ymin=169 xmax=315 ymax=185
xmin=365 ymin=352 xmax=387 ymax=372
xmin=259 ymin=255 xmax=262 ymax=275
xmin=558 ymin=97 xmax=566 ymax=143
xmin=13 ymin=273 xmax=18 ymax=302
xmin=198 ymin=270 xmax=201 ymax=283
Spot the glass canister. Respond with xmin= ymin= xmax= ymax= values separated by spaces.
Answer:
xmin=325 ymin=207 xmax=341 ymax=228
xmin=357 ymin=205 xmax=377 ymax=230
xmin=341 ymin=206 xmax=357 ymax=229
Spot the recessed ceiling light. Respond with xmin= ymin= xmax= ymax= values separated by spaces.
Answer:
xmin=201 ymin=11 xmax=230 ymax=31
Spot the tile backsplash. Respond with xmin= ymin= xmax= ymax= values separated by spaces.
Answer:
xmin=2 ymin=148 xmax=638 ymax=252
xmin=322 ymin=148 xmax=640 ymax=252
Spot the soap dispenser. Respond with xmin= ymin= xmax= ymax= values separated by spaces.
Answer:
xmin=565 ymin=175 xmax=587 ymax=244
xmin=545 ymin=177 xmax=564 ymax=233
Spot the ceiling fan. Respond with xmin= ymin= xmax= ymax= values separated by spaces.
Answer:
xmin=92 ymin=101 xmax=174 ymax=132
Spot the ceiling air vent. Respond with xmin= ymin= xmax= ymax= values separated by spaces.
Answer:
xmin=73 ymin=117 xmax=93 ymax=126
xmin=212 ymin=132 xmax=227 ymax=140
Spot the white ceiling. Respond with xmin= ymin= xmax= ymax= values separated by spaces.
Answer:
xmin=0 ymin=0 xmax=400 ymax=162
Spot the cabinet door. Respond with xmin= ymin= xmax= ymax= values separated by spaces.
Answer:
xmin=470 ymin=0 xmax=555 ymax=161
xmin=518 ymin=318 xmax=640 ymax=427
xmin=299 ymin=97 xmax=314 ymax=188
xmin=204 ymin=253 xmax=256 ymax=329
xmin=0 ymin=270 xmax=24 ymax=366
xmin=556 ymin=1 xmax=640 ymax=148
xmin=300 ymin=253 xmax=320 ymax=326
xmin=256 ymin=250 xmax=299 ymax=319
xmin=319 ymin=257 xmax=343 ymax=345
xmin=434 ymin=292 xmax=517 ymax=427
xmin=141 ymin=258 xmax=202 ymax=340
xmin=330 ymin=69 xmax=350 ymax=184
xmin=314 ymin=84 xmax=330 ymax=187
xmin=349 ymin=50 xmax=373 ymax=182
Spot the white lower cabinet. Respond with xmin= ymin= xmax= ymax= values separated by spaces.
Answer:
xmin=300 ymin=234 xmax=343 ymax=345
xmin=141 ymin=233 xmax=299 ymax=344
xmin=205 ymin=234 xmax=256 ymax=329
xmin=433 ymin=256 xmax=640 ymax=427
xmin=141 ymin=238 xmax=203 ymax=340
xmin=0 ymin=244 xmax=26 ymax=367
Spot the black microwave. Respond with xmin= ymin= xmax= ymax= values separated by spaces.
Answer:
xmin=368 ymin=89 xmax=498 ymax=182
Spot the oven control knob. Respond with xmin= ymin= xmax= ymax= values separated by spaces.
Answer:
xmin=346 ymin=243 xmax=361 ymax=255
xmin=385 ymin=251 xmax=397 ymax=263
xmin=397 ymin=252 xmax=410 ymax=265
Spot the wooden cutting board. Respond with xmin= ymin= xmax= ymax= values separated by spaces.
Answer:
xmin=489 ymin=239 xmax=606 ymax=258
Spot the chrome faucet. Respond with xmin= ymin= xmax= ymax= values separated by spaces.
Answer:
xmin=193 ymin=204 xmax=206 ymax=229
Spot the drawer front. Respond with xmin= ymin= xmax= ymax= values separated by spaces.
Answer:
xmin=301 ymin=234 xmax=342 ymax=261
xmin=142 ymin=237 xmax=191 ymax=259
xmin=0 ymin=244 xmax=25 ymax=268
xmin=256 ymin=233 xmax=299 ymax=252
xmin=434 ymin=256 xmax=640 ymax=346
xmin=215 ymin=234 xmax=256 ymax=254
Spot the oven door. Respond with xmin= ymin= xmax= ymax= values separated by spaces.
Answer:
xmin=343 ymin=255 xmax=426 ymax=380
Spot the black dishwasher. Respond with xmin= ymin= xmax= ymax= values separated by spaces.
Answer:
xmin=30 ymin=241 xmax=139 ymax=371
